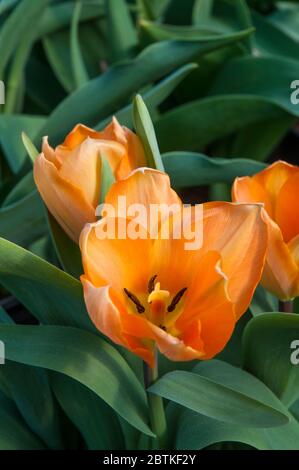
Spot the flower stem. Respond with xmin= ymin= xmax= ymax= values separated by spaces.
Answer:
xmin=143 ymin=352 xmax=167 ymax=450
xmin=279 ymin=300 xmax=293 ymax=313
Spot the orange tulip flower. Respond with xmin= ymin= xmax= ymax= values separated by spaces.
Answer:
xmin=232 ymin=160 xmax=299 ymax=300
xmin=34 ymin=118 xmax=146 ymax=243
xmin=80 ymin=169 xmax=267 ymax=367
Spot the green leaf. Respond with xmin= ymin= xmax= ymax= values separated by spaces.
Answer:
xmin=162 ymin=151 xmax=265 ymax=188
xmin=149 ymin=366 xmax=289 ymax=428
xmin=0 ymin=389 xmax=45 ymax=450
xmin=0 ymin=237 xmax=94 ymax=331
xmin=172 ymin=360 xmax=299 ymax=450
xmin=43 ymin=31 xmax=75 ymax=93
xmin=105 ymin=0 xmax=137 ymax=62
xmin=133 ymin=95 xmax=164 ymax=171
xmin=155 ymin=95 xmax=288 ymax=153
xmin=193 ymin=0 xmax=214 ymax=24
xmin=97 ymin=63 xmax=198 ymax=129
xmin=208 ymin=56 xmax=299 ymax=117
xmin=51 ymin=372 xmax=125 ymax=450
xmin=0 ymin=115 xmax=45 ymax=173
xmin=140 ymin=19 xmax=254 ymax=42
xmin=243 ymin=313 xmax=299 ymax=408
xmin=174 ymin=407 xmax=299 ymax=450
xmin=99 ymin=157 xmax=115 ymax=205
xmin=38 ymin=28 xmax=255 ymax=145
xmin=269 ymin=6 xmax=299 ymax=42
xmin=0 ymin=0 xmax=50 ymax=78
xmin=2 ymin=172 xmax=35 ymax=207
xmin=70 ymin=2 xmax=89 ymax=89
xmin=0 ymin=325 xmax=153 ymax=437
xmin=0 ymin=191 xmax=46 ymax=247
xmin=2 ymin=362 xmax=63 ymax=449
xmin=38 ymin=1 xmax=105 ymax=38
xmin=22 ymin=132 xmax=39 ymax=164
xmin=47 ymin=212 xmax=83 ymax=280
xmin=137 ymin=0 xmax=171 ymax=21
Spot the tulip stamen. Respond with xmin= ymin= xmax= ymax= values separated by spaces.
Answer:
xmin=167 ymin=287 xmax=188 ymax=313
xmin=124 ymin=288 xmax=145 ymax=314
xmin=148 ymin=274 xmax=158 ymax=293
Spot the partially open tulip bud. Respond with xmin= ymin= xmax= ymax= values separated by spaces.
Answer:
xmin=34 ymin=118 xmax=146 ymax=243
xmin=80 ymin=169 xmax=267 ymax=367
xmin=233 ymin=161 xmax=299 ymax=300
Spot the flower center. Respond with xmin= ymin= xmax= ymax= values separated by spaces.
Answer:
xmin=124 ymin=275 xmax=187 ymax=331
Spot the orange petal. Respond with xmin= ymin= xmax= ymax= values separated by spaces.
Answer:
xmin=34 ymin=153 xmax=96 ymax=242
xmin=62 ymin=124 xmax=101 ymax=150
xmin=58 ymin=138 xmax=125 ymax=207
xmin=275 ymin=172 xmax=299 ymax=243
xmin=261 ymin=211 xmax=299 ymax=300
xmin=254 ymin=161 xmax=298 ymax=210
xmin=232 ymin=176 xmax=273 ymax=217
xmin=202 ymin=202 xmax=268 ymax=319
xmin=81 ymin=277 xmax=154 ymax=366
xmin=80 ymin=218 xmax=152 ymax=293
xmin=176 ymin=251 xmax=235 ymax=359
xmin=103 ymin=168 xmax=182 ymax=232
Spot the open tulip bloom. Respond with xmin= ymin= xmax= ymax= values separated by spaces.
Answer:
xmin=233 ymin=161 xmax=299 ymax=301
xmin=80 ymin=169 xmax=268 ymax=368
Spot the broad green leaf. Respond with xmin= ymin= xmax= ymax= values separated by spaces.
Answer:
xmin=0 ymin=0 xmax=49 ymax=78
xmin=269 ymin=6 xmax=299 ymax=42
xmin=243 ymin=313 xmax=299 ymax=408
xmin=0 ymin=191 xmax=46 ymax=247
xmin=252 ymin=11 xmax=299 ymax=60
xmin=193 ymin=0 xmax=214 ymax=24
xmin=43 ymin=31 xmax=75 ymax=93
xmin=38 ymin=28 xmax=255 ymax=145
xmin=162 ymin=151 xmax=265 ymax=188
xmin=2 ymin=172 xmax=35 ymax=207
xmin=140 ymin=20 xmax=229 ymax=42
xmin=97 ymin=63 xmax=198 ymax=129
xmin=155 ymin=95 xmax=287 ymax=152
xmin=47 ymin=212 xmax=83 ymax=280
xmin=2 ymin=362 xmax=63 ymax=449
xmin=133 ymin=95 xmax=164 ymax=171
xmin=38 ymin=1 xmax=105 ymax=38
xmin=149 ymin=367 xmax=289 ymax=428
xmin=70 ymin=2 xmax=89 ymax=89
xmin=0 ymin=0 xmax=18 ymax=16
xmin=0 ymin=115 xmax=45 ymax=173
xmin=172 ymin=360 xmax=299 ymax=450
xmin=0 ymin=389 xmax=44 ymax=450
xmin=137 ymin=0 xmax=171 ymax=21
xmin=0 ymin=325 xmax=153 ymax=437
xmin=174 ymin=407 xmax=299 ymax=450
xmin=208 ymin=56 xmax=299 ymax=117
xmin=22 ymin=132 xmax=39 ymax=164
xmin=51 ymin=372 xmax=125 ymax=450
xmin=0 ymin=237 xmax=94 ymax=331
xmin=105 ymin=0 xmax=137 ymax=62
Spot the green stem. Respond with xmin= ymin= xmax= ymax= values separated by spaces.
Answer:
xmin=143 ymin=351 xmax=167 ymax=450
xmin=279 ymin=300 xmax=293 ymax=313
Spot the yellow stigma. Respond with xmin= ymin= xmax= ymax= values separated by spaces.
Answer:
xmin=148 ymin=282 xmax=170 ymax=304
xmin=147 ymin=282 xmax=170 ymax=325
